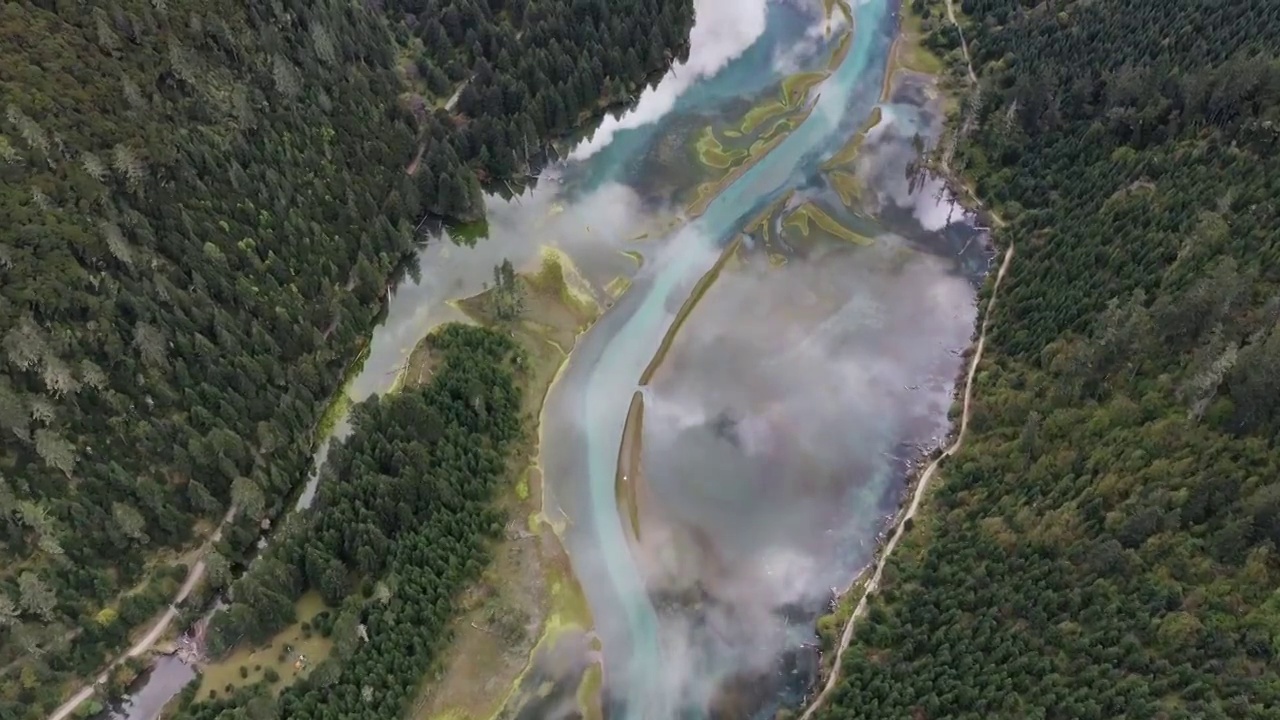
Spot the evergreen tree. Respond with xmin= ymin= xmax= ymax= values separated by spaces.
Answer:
xmin=816 ymin=2 xmax=1280 ymax=719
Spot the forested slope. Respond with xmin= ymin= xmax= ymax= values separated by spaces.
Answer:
xmin=0 ymin=0 xmax=691 ymax=715
xmin=389 ymin=0 xmax=694 ymax=202
xmin=819 ymin=1 xmax=1280 ymax=718
xmin=175 ymin=324 xmax=523 ymax=720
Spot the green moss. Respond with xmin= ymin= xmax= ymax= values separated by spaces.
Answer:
xmin=822 ymin=106 xmax=883 ymax=170
xmin=516 ymin=467 xmax=533 ymax=501
xmin=827 ymin=27 xmax=854 ymax=71
xmin=739 ymin=100 xmax=790 ymax=136
xmin=575 ymin=663 xmax=604 ymax=720
xmin=526 ymin=247 xmax=599 ymax=323
xmin=780 ymin=71 xmax=828 ymax=107
xmin=829 ymin=169 xmax=864 ymax=206
xmin=605 ymin=276 xmax=633 ymax=299
xmin=694 ymin=126 xmax=747 ymax=169
xmin=784 ymin=202 xmax=873 ymax=245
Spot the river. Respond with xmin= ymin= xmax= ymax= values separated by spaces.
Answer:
xmin=100 ymin=0 xmax=990 ymax=718
xmin=534 ymin=0 xmax=988 ymax=716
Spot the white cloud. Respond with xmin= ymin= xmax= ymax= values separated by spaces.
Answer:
xmin=569 ymin=0 xmax=770 ymax=160
xmin=771 ymin=3 xmax=848 ymax=75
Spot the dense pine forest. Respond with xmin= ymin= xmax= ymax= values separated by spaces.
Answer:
xmin=174 ymin=324 xmax=523 ymax=720
xmin=0 ymin=0 xmax=691 ymax=715
xmin=819 ymin=0 xmax=1280 ymax=718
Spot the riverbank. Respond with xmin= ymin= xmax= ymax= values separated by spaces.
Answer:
xmin=796 ymin=2 xmax=1003 ymax=715
xmin=638 ymin=237 xmax=741 ymax=385
xmin=799 ymin=239 xmax=1012 ymax=719
xmin=37 ymin=8 xmax=716 ymax=712
xmin=409 ymin=251 xmax=606 ymax=720
xmin=44 ymin=296 xmax=384 ymax=720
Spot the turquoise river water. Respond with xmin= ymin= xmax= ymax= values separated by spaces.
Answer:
xmin=102 ymin=1 xmax=992 ymax=718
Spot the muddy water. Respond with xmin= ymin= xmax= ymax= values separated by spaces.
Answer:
xmin=96 ymin=657 xmax=195 ymax=720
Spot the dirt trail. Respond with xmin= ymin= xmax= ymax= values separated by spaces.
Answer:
xmin=945 ymin=0 xmax=979 ymax=84
xmin=46 ymin=505 xmax=238 ymax=720
xmin=798 ymin=243 xmax=1013 ymax=720
xmin=48 ymin=7 xmax=988 ymax=719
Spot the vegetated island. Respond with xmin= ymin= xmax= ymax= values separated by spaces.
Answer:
xmin=411 ymin=251 xmax=607 ymax=720
xmin=170 ymin=322 xmax=530 ymax=720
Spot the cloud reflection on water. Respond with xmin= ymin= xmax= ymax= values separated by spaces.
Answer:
xmin=571 ymin=0 xmax=771 ymax=160
xmin=771 ymin=3 xmax=849 ymax=75
xmin=631 ymin=225 xmax=978 ymax=716
xmin=339 ymin=9 xmax=990 ymax=720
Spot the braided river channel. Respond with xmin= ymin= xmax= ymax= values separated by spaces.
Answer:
xmin=102 ymin=0 xmax=994 ymax=718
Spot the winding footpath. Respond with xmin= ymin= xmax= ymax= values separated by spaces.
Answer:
xmin=944 ymin=0 xmax=978 ymax=85
xmin=46 ymin=506 xmax=238 ymax=720
xmin=799 ymin=241 xmax=1013 ymax=720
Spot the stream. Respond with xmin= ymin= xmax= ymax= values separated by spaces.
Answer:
xmin=101 ymin=0 xmax=992 ymax=718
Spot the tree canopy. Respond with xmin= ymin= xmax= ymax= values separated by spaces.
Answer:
xmin=0 ymin=0 xmax=692 ymax=714
xmin=818 ymin=1 xmax=1280 ymax=718
xmin=175 ymin=324 xmax=523 ymax=720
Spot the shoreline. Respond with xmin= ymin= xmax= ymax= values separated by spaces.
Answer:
xmin=798 ymin=239 xmax=1013 ymax=720
xmin=794 ymin=2 xmax=1005 ymax=717
xmin=85 ymin=3 xmax=970 ymax=717
xmin=42 ymin=31 xmax=704 ymax=720
xmin=637 ymin=236 xmax=742 ymax=385
xmin=615 ymin=392 xmax=647 ymax=544
xmin=491 ymin=19 xmax=867 ymax=710
xmin=409 ymin=256 xmax=602 ymax=720
xmin=421 ymin=7 xmax=971 ymax=720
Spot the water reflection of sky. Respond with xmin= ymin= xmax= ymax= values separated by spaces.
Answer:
xmin=108 ymin=1 xmax=992 ymax=719
xmin=102 ymin=657 xmax=195 ymax=720
xmin=330 ymin=0 xmax=838 ymax=409
xmin=303 ymin=4 xmax=988 ymax=720
xmin=634 ymin=152 xmax=983 ymax=716
xmin=570 ymin=0 xmax=805 ymax=165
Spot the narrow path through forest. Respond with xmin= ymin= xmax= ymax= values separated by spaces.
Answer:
xmin=46 ymin=506 xmax=238 ymax=720
xmin=50 ymin=67 xmax=481 ymax=720
xmin=944 ymin=0 xmax=978 ymax=84
xmin=48 ymin=72 xmax=477 ymax=714
xmin=46 ymin=9 xmax=987 ymax=719
xmin=798 ymin=241 xmax=1013 ymax=720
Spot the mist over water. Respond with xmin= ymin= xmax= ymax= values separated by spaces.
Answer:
xmin=632 ymin=232 xmax=978 ymax=716
xmin=315 ymin=4 xmax=990 ymax=715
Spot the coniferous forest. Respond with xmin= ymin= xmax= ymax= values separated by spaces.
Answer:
xmin=819 ymin=0 xmax=1280 ymax=718
xmin=10 ymin=0 xmax=1280 ymax=717
xmin=0 ymin=0 xmax=692 ymax=715
xmin=176 ymin=324 xmax=523 ymax=720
